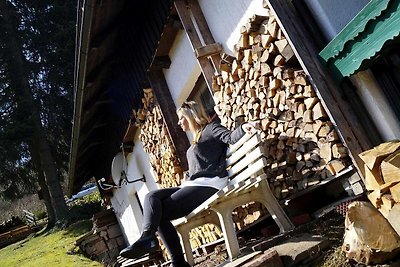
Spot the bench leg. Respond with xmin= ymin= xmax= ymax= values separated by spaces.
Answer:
xmin=175 ymin=212 xmax=219 ymax=266
xmin=213 ymin=206 xmax=240 ymax=260
xmin=176 ymin=225 xmax=195 ymax=266
xmin=257 ymin=179 xmax=294 ymax=233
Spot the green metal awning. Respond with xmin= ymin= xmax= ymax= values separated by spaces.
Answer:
xmin=319 ymin=0 xmax=400 ymax=81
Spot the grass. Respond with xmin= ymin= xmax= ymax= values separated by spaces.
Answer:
xmin=0 ymin=220 xmax=104 ymax=267
xmin=316 ymin=246 xmax=352 ymax=267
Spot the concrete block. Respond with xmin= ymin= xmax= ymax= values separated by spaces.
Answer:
xmin=116 ymin=236 xmax=126 ymax=247
xmin=106 ymin=238 xmax=118 ymax=250
xmin=271 ymin=234 xmax=330 ymax=266
xmin=108 ymin=224 xmax=122 ymax=239
xmin=219 ymin=251 xmax=262 ymax=267
xmin=291 ymin=213 xmax=311 ymax=226
xmin=92 ymin=239 xmax=108 ymax=254
xmin=242 ymin=249 xmax=283 ymax=267
xmin=260 ymin=224 xmax=279 ymax=238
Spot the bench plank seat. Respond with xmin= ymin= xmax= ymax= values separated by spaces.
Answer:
xmin=173 ymin=133 xmax=294 ymax=265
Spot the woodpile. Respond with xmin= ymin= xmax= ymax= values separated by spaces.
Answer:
xmin=212 ymin=7 xmax=351 ymax=201
xmin=133 ymin=7 xmax=353 ymax=252
xmin=133 ymin=88 xmax=185 ymax=188
xmin=188 ymin=223 xmax=222 ymax=249
xmin=359 ymin=140 xmax=400 ymax=235
xmin=233 ymin=202 xmax=268 ymax=231
xmin=0 ymin=225 xmax=32 ymax=249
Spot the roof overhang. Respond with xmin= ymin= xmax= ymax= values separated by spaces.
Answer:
xmin=319 ymin=0 xmax=400 ymax=81
xmin=68 ymin=0 xmax=177 ymax=195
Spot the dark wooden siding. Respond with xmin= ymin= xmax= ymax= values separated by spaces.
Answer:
xmin=71 ymin=0 xmax=174 ymax=194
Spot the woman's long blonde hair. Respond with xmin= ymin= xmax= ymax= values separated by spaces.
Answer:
xmin=177 ymin=101 xmax=211 ymax=134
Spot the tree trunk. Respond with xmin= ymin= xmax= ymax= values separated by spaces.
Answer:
xmin=38 ymin=171 xmax=56 ymax=229
xmin=1 ymin=0 xmax=69 ymax=223
xmin=30 ymin=141 xmax=56 ymax=229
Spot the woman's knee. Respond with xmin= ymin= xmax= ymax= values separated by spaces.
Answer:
xmin=144 ymin=188 xmax=168 ymax=205
xmin=144 ymin=190 xmax=157 ymax=204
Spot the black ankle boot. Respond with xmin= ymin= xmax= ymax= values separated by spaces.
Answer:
xmin=119 ymin=230 xmax=159 ymax=259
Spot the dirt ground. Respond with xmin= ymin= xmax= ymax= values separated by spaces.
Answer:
xmin=192 ymin=208 xmax=400 ymax=267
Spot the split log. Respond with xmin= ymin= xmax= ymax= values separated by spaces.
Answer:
xmin=379 ymin=194 xmax=395 ymax=218
xmin=381 ymin=151 xmax=400 ymax=184
xmin=274 ymin=38 xmax=294 ymax=62
xmin=359 ymin=140 xmax=400 ymax=170
xmin=388 ymin=203 xmax=400 ymax=236
xmin=390 ymin=182 xmax=400 ymax=203
xmin=364 ymin=165 xmax=384 ymax=191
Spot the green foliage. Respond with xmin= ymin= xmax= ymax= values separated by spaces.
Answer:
xmin=0 ymin=0 xmax=76 ymax=200
xmin=68 ymin=192 xmax=103 ymax=223
xmin=33 ymin=210 xmax=47 ymax=221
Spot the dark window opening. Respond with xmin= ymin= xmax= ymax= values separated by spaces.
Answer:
xmin=135 ymin=192 xmax=143 ymax=214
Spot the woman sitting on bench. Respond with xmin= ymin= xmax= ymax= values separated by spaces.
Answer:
xmin=120 ymin=101 xmax=258 ymax=267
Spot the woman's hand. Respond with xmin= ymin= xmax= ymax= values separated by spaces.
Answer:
xmin=242 ymin=121 xmax=261 ymax=134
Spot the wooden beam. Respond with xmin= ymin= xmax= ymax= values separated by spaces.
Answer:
xmin=147 ymin=70 xmax=190 ymax=170
xmin=195 ymin=43 xmax=222 ymax=58
xmin=150 ymin=56 xmax=172 ymax=71
xmin=266 ymin=0 xmax=373 ymax=176
xmin=186 ymin=0 xmax=221 ymax=70
xmin=174 ymin=0 xmax=221 ymax=93
xmin=155 ymin=16 xmax=181 ymax=57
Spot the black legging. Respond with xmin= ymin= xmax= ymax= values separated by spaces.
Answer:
xmin=142 ymin=186 xmax=218 ymax=262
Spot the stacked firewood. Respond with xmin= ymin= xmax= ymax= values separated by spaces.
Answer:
xmin=232 ymin=202 xmax=268 ymax=230
xmin=188 ymin=223 xmax=222 ymax=249
xmin=186 ymin=202 xmax=269 ymax=249
xmin=360 ymin=140 xmax=400 ymax=235
xmin=212 ymin=8 xmax=351 ymax=201
xmin=133 ymin=88 xmax=185 ymax=188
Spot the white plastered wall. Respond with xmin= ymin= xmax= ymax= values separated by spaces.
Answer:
xmin=163 ymin=30 xmax=201 ymax=109
xmin=198 ymin=0 xmax=269 ymax=54
xmin=166 ymin=0 xmax=268 ymax=107
xmin=111 ymin=128 xmax=159 ymax=245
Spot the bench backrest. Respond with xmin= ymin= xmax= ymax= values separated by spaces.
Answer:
xmin=226 ymin=133 xmax=267 ymax=185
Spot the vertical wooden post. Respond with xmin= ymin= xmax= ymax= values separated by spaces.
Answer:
xmin=267 ymin=0 xmax=372 ymax=176
xmin=174 ymin=0 xmax=221 ymax=93
xmin=147 ymin=70 xmax=190 ymax=170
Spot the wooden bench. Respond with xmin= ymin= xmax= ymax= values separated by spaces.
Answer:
xmin=23 ymin=210 xmax=37 ymax=227
xmin=173 ymin=132 xmax=294 ymax=265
